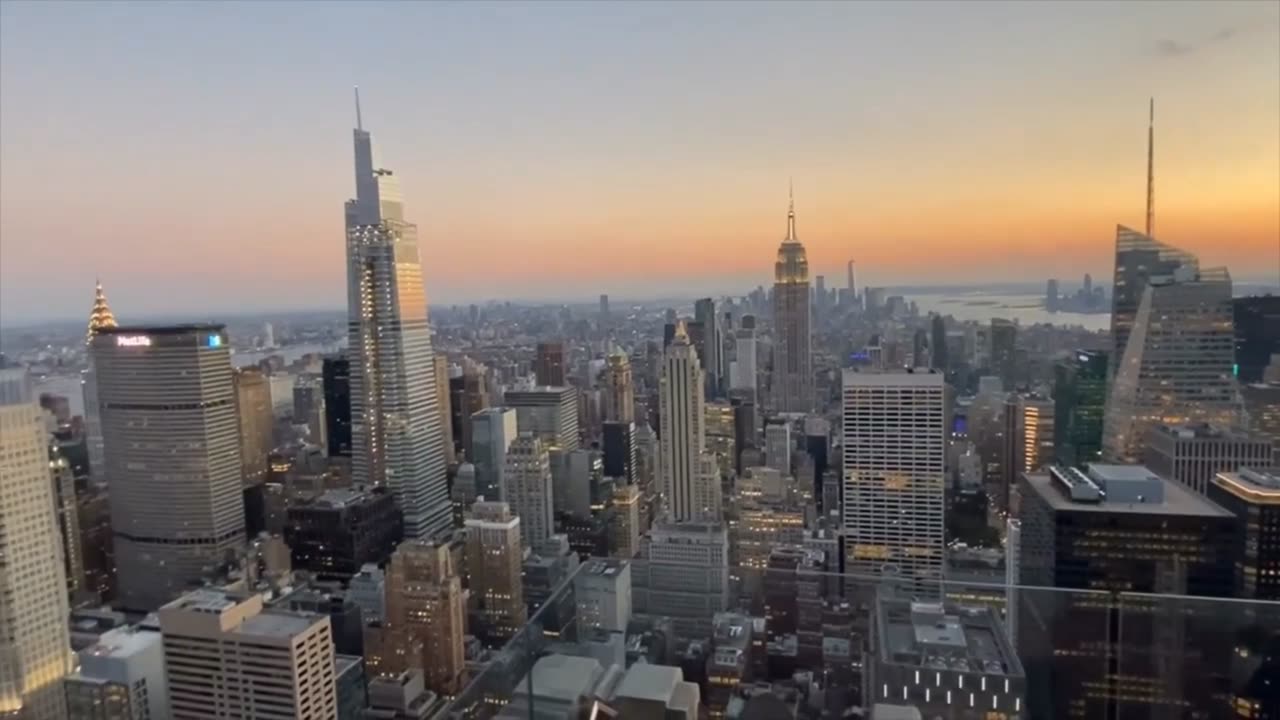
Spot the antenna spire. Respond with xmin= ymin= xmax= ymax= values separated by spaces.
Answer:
xmin=1146 ymin=97 xmax=1154 ymax=238
xmin=355 ymin=86 xmax=363 ymax=131
xmin=786 ymin=179 xmax=797 ymax=242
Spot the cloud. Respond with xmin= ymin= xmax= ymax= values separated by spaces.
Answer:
xmin=1151 ymin=26 xmax=1241 ymax=58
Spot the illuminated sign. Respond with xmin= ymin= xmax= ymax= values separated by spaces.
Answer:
xmin=207 ymin=334 xmax=223 ymax=348
xmin=115 ymin=335 xmax=152 ymax=348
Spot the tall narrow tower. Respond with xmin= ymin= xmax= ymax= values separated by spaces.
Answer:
xmin=772 ymin=185 xmax=813 ymax=413
xmin=345 ymin=90 xmax=451 ymax=538
xmin=83 ymin=280 xmax=117 ymax=485
xmin=659 ymin=322 xmax=719 ymax=520
xmin=0 ymin=369 xmax=76 ymax=718
xmin=1146 ymin=97 xmax=1155 ymax=238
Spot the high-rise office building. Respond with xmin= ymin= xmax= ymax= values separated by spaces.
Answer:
xmin=344 ymin=100 xmax=451 ymax=539
xmin=601 ymin=420 xmax=637 ymax=484
xmin=764 ymin=419 xmax=791 ymax=475
xmin=504 ymin=386 xmax=579 ymax=452
xmin=989 ymin=318 xmax=1018 ymax=389
xmin=772 ymin=190 xmax=813 ymax=413
xmin=1208 ymin=469 xmax=1280 ymax=600
xmin=1242 ymin=381 xmax=1280 ymax=448
xmin=378 ymin=538 xmax=466 ymax=697
xmin=1110 ymin=226 xmax=1199 ymax=378
xmin=602 ymin=348 xmax=635 ymax=424
xmin=92 ymin=325 xmax=245 ymax=610
xmin=804 ymin=417 xmax=830 ymax=510
xmin=1232 ymin=295 xmax=1280 ymax=384
xmin=505 ymin=433 xmax=555 ymax=547
xmin=695 ymin=298 xmax=723 ymax=398
xmin=658 ymin=322 xmax=718 ymax=521
xmin=1017 ymin=464 xmax=1236 ymax=720
xmin=470 ymin=407 xmax=517 ymax=501
xmin=285 ymin=487 xmax=403 ymax=581
xmin=233 ymin=367 xmax=273 ymax=487
xmin=159 ymin=589 xmax=337 ymax=719
xmin=0 ymin=369 xmax=75 ymax=718
xmin=64 ymin=627 xmax=168 ymax=720
xmin=575 ymin=558 xmax=632 ymax=635
xmin=632 ymin=521 xmax=729 ymax=636
xmin=322 ymin=355 xmax=352 ymax=458
xmin=842 ymin=369 xmax=946 ymax=587
xmin=730 ymin=393 xmax=757 ymax=476
xmin=1102 ymin=267 xmax=1241 ymax=463
xmin=535 ymin=341 xmax=567 ymax=387
xmin=1052 ymin=349 xmax=1108 ymax=467
xmin=433 ymin=353 xmax=456 ymax=465
xmin=83 ymin=280 xmax=117 ymax=484
xmin=730 ymin=326 xmax=758 ymax=401
xmin=1142 ymin=423 xmax=1274 ymax=496
xmin=464 ymin=501 xmax=526 ymax=640
xmin=1000 ymin=393 xmax=1054 ymax=513
xmin=929 ymin=315 xmax=948 ymax=372
xmin=611 ymin=483 xmax=642 ymax=559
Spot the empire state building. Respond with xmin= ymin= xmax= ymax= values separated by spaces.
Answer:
xmin=772 ymin=189 xmax=813 ymax=413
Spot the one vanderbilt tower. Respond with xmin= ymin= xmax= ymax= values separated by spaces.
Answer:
xmin=345 ymin=89 xmax=451 ymax=538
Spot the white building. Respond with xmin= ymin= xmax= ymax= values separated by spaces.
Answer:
xmin=575 ymin=559 xmax=632 ymax=636
xmin=159 ymin=589 xmax=337 ymax=719
xmin=659 ymin=322 xmax=712 ymax=521
xmin=632 ymin=521 xmax=728 ymax=636
xmin=730 ymin=328 xmax=758 ymax=401
xmin=764 ymin=421 xmax=791 ymax=476
xmin=348 ymin=563 xmax=386 ymax=624
xmin=842 ymin=369 xmax=946 ymax=588
xmin=505 ymin=433 xmax=555 ymax=548
xmin=65 ymin=627 xmax=169 ymax=720
xmin=345 ymin=104 xmax=451 ymax=538
xmin=0 ymin=369 xmax=75 ymax=718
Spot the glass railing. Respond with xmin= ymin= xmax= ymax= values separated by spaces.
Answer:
xmin=437 ymin=561 xmax=1280 ymax=719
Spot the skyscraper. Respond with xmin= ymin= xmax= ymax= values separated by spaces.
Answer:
xmin=1142 ymin=423 xmax=1274 ymax=496
xmin=929 ymin=314 xmax=948 ymax=372
xmin=233 ymin=367 xmax=273 ymax=487
xmin=1102 ymin=267 xmax=1241 ymax=463
xmin=1052 ymin=350 xmax=1108 ymax=467
xmin=1109 ymin=227 xmax=1198 ymax=376
xmin=322 ymin=355 xmax=352 ymax=458
xmin=433 ymin=353 xmax=456 ymax=465
xmin=658 ymin=321 xmax=718 ymax=521
xmin=602 ymin=348 xmax=635 ymax=424
xmin=470 ymin=407 xmax=517 ymax=501
xmin=772 ymin=188 xmax=813 ymax=413
xmin=730 ymin=325 xmax=758 ymax=401
xmin=1208 ymin=469 xmax=1280 ymax=600
xmin=1000 ymin=393 xmax=1054 ymax=514
xmin=83 ymin=280 xmax=117 ymax=485
xmin=464 ymin=501 xmax=526 ymax=640
xmin=377 ymin=538 xmax=466 ymax=696
xmin=695 ymin=297 xmax=723 ymax=398
xmin=92 ymin=325 xmax=245 ymax=610
xmin=0 ymin=369 xmax=75 ymax=718
xmin=601 ymin=420 xmax=637 ymax=484
xmin=344 ymin=95 xmax=451 ymax=539
xmin=989 ymin=318 xmax=1018 ymax=389
xmin=505 ymin=433 xmax=555 ymax=547
xmin=1232 ymin=295 xmax=1280 ymax=384
xmin=842 ymin=369 xmax=946 ymax=587
xmin=535 ymin=341 xmax=567 ymax=387
xmin=504 ymin=386 xmax=580 ymax=452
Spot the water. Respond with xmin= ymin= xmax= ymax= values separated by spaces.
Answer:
xmin=909 ymin=293 xmax=1110 ymax=332
xmin=230 ymin=341 xmax=344 ymax=368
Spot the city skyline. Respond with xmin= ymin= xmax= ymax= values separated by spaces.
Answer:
xmin=2 ymin=1 xmax=1278 ymax=324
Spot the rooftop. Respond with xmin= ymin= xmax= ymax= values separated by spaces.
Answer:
xmin=79 ymin=627 xmax=161 ymax=661
xmin=1026 ymin=465 xmax=1231 ymax=517
xmin=515 ymin=654 xmax=602 ymax=702
xmin=239 ymin=611 xmax=323 ymax=639
xmin=1151 ymin=422 xmax=1269 ymax=443
xmin=614 ymin=663 xmax=682 ymax=703
xmin=1212 ymin=469 xmax=1280 ymax=505
xmin=877 ymin=598 xmax=1024 ymax=677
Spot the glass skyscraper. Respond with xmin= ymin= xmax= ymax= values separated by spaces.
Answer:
xmin=345 ymin=102 xmax=451 ymax=539
xmin=1108 ymin=225 xmax=1198 ymax=377
xmin=1102 ymin=266 xmax=1241 ymax=463
xmin=1052 ymin=349 xmax=1108 ymax=467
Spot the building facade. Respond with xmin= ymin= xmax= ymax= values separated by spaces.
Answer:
xmin=771 ymin=193 xmax=813 ymax=413
xmin=659 ymin=322 xmax=716 ymax=521
xmin=92 ymin=325 xmax=245 ymax=611
xmin=464 ymin=501 xmax=526 ymax=640
xmin=1052 ymin=349 xmax=1108 ymax=467
xmin=504 ymin=387 xmax=580 ymax=452
xmin=344 ymin=111 xmax=451 ymax=538
xmin=505 ymin=433 xmax=555 ymax=548
xmin=233 ymin=367 xmax=273 ymax=487
xmin=470 ymin=407 xmax=517 ymax=502
xmin=1143 ymin=423 xmax=1274 ymax=496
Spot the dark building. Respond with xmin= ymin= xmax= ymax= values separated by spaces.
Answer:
xmin=1052 ymin=349 xmax=1108 ymax=467
xmin=557 ymin=509 xmax=613 ymax=560
xmin=804 ymin=419 xmax=829 ymax=512
xmin=730 ymin=393 xmax=756 ymax=476
xmin=1207 ymin=469 xmax=1280 ymax=600
xmin=284 ymin=487 xmax=402 ymax=581
xmin=601 ymin=421 xmax=637 ymax=484
xmin=989 ymin=318 xmax=1018 ymax=389
xmin=276 ymin=588 xmax=364 ymax=656
xmin=1234 ymin=295 xmax=1280 ymax=383
xmin=535 ymin=341 xmax=567 ymax=387
xmin=335 ymin=655 xmax=368 ymax=720
xmin=449 ymin=374 xmax=467 ymax=454
xmin=1018 ymin=464 xmax=1238 ymax=720
xmin=663 ymin=322 xmax=677 ymax=349
xmin=929 ymin=314 xmax=948 ymax=372
xmin=39 ymin=392 xmax=72 ymax=424
xmin=322 ymin=355 xmax=352 ymax=458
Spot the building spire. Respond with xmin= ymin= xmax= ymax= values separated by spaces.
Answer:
xmin=1146 ymin=97 xmax=1154 ymax=238
xmin=786 ymin=179 xmax=797 ymax=243
xmin=86 ymin=279 xmax=118 ymax=345
xmin=355 ymin=86 xmax=363 ymax=131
